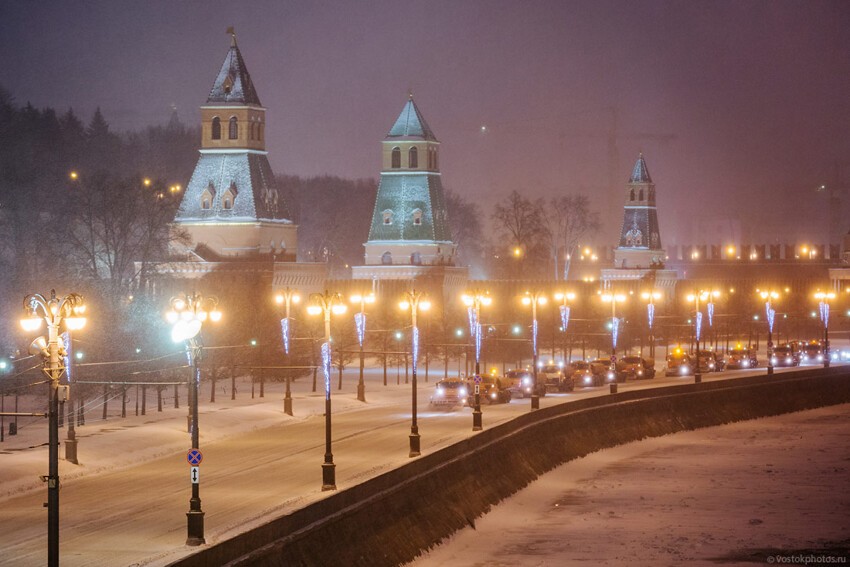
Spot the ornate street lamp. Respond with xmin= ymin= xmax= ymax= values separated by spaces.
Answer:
xmin=350 ymin=292 xmax=376 ymax=402
xmin=641 ymin=290 xmax=662 ymax=358
xmin=521 ymin=291 xmax=547 ymax=410
xmin=275 ymin=288 xmax=300 ymax=416
xmin=307 ymin=291 xmax=347 ymax=490
xmin=554 ymin=292 xmax=575 ymax=363
xmin=399 ymin=290 xmax=430 ymax=456
xmin=686 ymin=289 xmax=719 ymax=383
xmin=165 ymin=292 xmax=221 ymax=546
xmin=758 ymin=289 xmax=780 ymax=375
xmin=462 ymin=290 xmax=492 ymax=430
xmin=815 ymin=290 xmax=836 ymax=368
xmin=21 ymin=290 xmax=86 ymax=567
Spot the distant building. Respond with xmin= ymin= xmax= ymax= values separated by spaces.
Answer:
xmin=172 ymin=30 xmax=297 ymax=261
xmin=601 ymin=154 xmax=678 ymax=296
xmin=353 ymin=95 xmax=467 ymax=301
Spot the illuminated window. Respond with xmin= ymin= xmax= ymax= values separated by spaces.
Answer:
xmin=409 ymin=146 xmax=418 ymax=168
xmin=391 ymin=147 xmax=401 ymax=168
xmin=229 ymin=116 xmax=238 ymax=140
xmin=412 ymin=209 xmax=422 ymax=226
xmin=383 ymin=210 xmax=393 ymax=225
xmin=211 ymin=117 xmax=221 ymax=140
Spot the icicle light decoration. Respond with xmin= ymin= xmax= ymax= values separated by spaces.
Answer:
xmin=560 ymin=305 xmax=571 ymax=331
xmin=695 ymin=311 xmax=703 ymax=342
xmin=322 ymin=342 xmax=331 ymax=399
xmin=612 ymin=317 xmax=620 ymax=349
xmin=707 ymin=302 xmax=715 ymax=327
xmin=647 ymin=303 xmax=655 ymax=329
xmin=62 ymin=331 xmax=72 ymax=382
xmin=767 ymin=306 xmax=776 ymax=333
xmin=280 ymin=317 xmax=290 ymax=355
xmin=354 ymin=312 xmax=366 ymax=347
xmin=819 ymin=301 xmax=829 ymax=327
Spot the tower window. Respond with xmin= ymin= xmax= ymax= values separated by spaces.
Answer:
xmin=222 ymin=181 xmax=238 ymax=210
xmin=411 ymin=252 xmax=422 ymax=265
xmin=630 ymin=189 xmax=635 ymax=201
xmin=383 ymin=210 xmax=393 ymax=225
xmin=391 ymin=147 xmax=401 ymax=169
xmin=249 ymin=122 xmax=256 ymax=141
xmin=211 ymin=117 xmax=221 ymax=140
xmin=639 ymin=189 xmax=644 ymax=201
xmin=409 ymin=146 xmax=418 ymax=168
xmin=201 ymin=182 xmax=215 ymax=211
xmin=229 ymin=116 xmax=238 ymax=140
xmin=412 ymin=209 xmax=422 ymax=226
xmin=382 ymin=251 xmax=393 ymax=265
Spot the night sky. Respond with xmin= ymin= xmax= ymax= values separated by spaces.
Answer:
xmin=3 ymin=1 xmax=848 ymax=247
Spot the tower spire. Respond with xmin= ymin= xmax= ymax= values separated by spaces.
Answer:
xmin=227 ymin=26 xmax=237 ymax=47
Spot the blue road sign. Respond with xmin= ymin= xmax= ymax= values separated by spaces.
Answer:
xmin=187 ymin=449 xmax=203 ymax=466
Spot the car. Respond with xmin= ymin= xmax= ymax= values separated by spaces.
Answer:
xmin=726 ymin=345 xmax=758 ymax=369
xmin=617 ymin=356 xmax=656 ymax=380
xmin=590 ymin=358 xmax=625 ymax=384
xmin=465 ymin=376 xmax=512 ymax=405
xmin=696 ymin=350 xmax=725 ymax=372
xmin=799 ymin=341 xmax=824 ymax=365
xmin=568 ymin=360 xmax=596 ymax=387
xmin=503 ymin=369 xmax=536 ymax=398
xmin=429 ymin=378 xmax=469 ymax=407
xmin=770 ymin=345 xmax=799 ymax=367
xmin=538 ymin=363 xmax=574 ymax=392
xmin=665 ymin=348 xmax=693 ymax=377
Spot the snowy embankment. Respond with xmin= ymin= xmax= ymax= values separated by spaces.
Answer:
xmin=410 ymin=403 xmax=850 ymax=566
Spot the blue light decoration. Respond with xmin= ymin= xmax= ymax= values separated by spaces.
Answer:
xmin=695 ymin=311 xmax=703 ymax=342
xmin=766 ymin=305 xmax=776 ymax=333
xmin=354 ymin=312 xmax=366 ymax=347
xmin=475 ymin=323 xmax=482 ymax=363
xmin=532 ymin=319 xmax=538 ymax=356
xmin=467 ymin=306 xmax=477 ymax=338
xmin=412 ymin=326 xmax=419 ymax=369
xmin=647 ymin=303 xmax=655 ymax=329
xmin=707 ymin=302 xmax=715 ymax=327
xmin=61 ymin=331 xmax=72 ymax=382
xmin=612 ymin=317 xmax=620 ymax=349
xmin=280 ymin=317 xmax=290 ymax=355
xmin=819 ymin=301 xmax=829 ymax=327
xmin=559 ymin=305 xmax=571 ymax=331
xmin=322 ymin=342 xmax=331 ymax=400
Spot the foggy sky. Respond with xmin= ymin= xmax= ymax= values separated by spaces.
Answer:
xmin=2 ymin=1 xmax=848 ymax=247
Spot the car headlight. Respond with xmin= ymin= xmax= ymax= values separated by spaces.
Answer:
xmin=771 ymin=357 xmax=777 ymax=364
xmin=708 ymin=363 xmax=715 ymax=369
xmin=637 ymin=370 xmax=643 ymax=376
xmin=459 ymin=387 xmax=467 ymax=396
xmin=436 ymin=387 xmax=444 ymax=396
xmin=584 ymin=375 xmax=591 ymax=384
xmin=743 ymin=361 xmax=749 ymax=367
xmin=680 ymin=366 xmax=688 ymax=375
xmin=817 ymin=355 xmax=823 ymax=361
xmin=786 ymin=357 xmax=792 ymax=363
xmin=607 ymin=371 xmax=614 ymax=379
xmin=490 ymin=392 xmax=497 ymax=399
xmin=523 ymin=378 xmax=531 ymax=386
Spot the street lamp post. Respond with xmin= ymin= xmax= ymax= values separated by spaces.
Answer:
xmin=815 ymin=290 xmax=835 ymax=368
xmin=554 ymin=292 xmax=575 ymax=363
xmin=275 ymin=288 xmax=300 ymax=416
xmin=641 ymin=290 xmax=662 ymax=358
xmin=165 ymin=292 xmax=221 ymax=546
xmin=601 ymin=291 xmax=627 ymax=390
xmin=350 ymin=292 xmax=376 ymax=403
xmin=759 ymin=289 xmax=780 ymax=376
xmin=400 ymin=290 xmax=431 ymax=456
xmin=307 ymin=291 xmax=347 ymax=490
xmin=521 ymin=291 xmax=547 ymax=410
xmin=21 ymin=290 xmax=87 ymax=567
xmin=687 ymin=290 xmax=719 ymax=383
xmin=462 ymin=290 xmax=492 ymax=430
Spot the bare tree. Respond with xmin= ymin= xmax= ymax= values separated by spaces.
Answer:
xmin=491 ymin=191 xmax=548 ymax=277
xmin=540 ymin=194 xmax=601 ymax=280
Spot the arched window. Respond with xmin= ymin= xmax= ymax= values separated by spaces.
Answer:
xmin=211 ymin=117 xmax=221 ymax=140
xmin=202 ymin=197 xmax=211 ymax=210
xmin=249 ymin=122 xmax=256 ymax=141
xmin=409 ymin=146 xmax=418 ymax=168
xmin=381 ymin=251 xmax=392 ymax=265
xmin=201 ymin=182 xmax=215 ymax=211
xmin=391 ymin=147 xmax=401 ymax=169
xmin=630 ymin=189 xmax=635 ymax=201
xmin=433 ymin=150 xmax=438 ymax=169
xmin=259 ymin=123 xmax=264 ymax=141
xmin=639 ymin=189 xmax=644 ymax=201
xmin=383 ymin=210 xmax=393 ymax=225
xmin=412 ymin=209 xmax=422 ymax=226
xmin=229 ymin=116 xmax=238 ymax=140
xmin=410 ymin=252 xmax=422 ymax=265
xmin=222 ymin=181 xmax=238 ymax=210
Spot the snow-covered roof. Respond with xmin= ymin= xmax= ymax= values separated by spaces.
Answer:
xmin=206 ymin=34 xmax=261 ymax=106
xmin=386 ymin=96 xmax=438 ymax=141
xmin=174 ymin=152 xmax=292 ymax=222
xmin=629 ymin=153 xmax=653 ymax=184
xmin=366 ymin=172 xmax=452 ymax=243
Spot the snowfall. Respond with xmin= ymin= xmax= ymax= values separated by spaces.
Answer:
xmin=0 ymin=364 xmax=848 ymax=566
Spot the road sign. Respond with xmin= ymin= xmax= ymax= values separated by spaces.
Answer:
xmin=187 ymin=449 xmax=203 ymax=466
xmin=473 ymin=375 xmax=482 ymax=384
xmin=474 ymin=384 xmax=480 ymax=395
xmin=190 ymin=466 xmax=199 ymax=484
